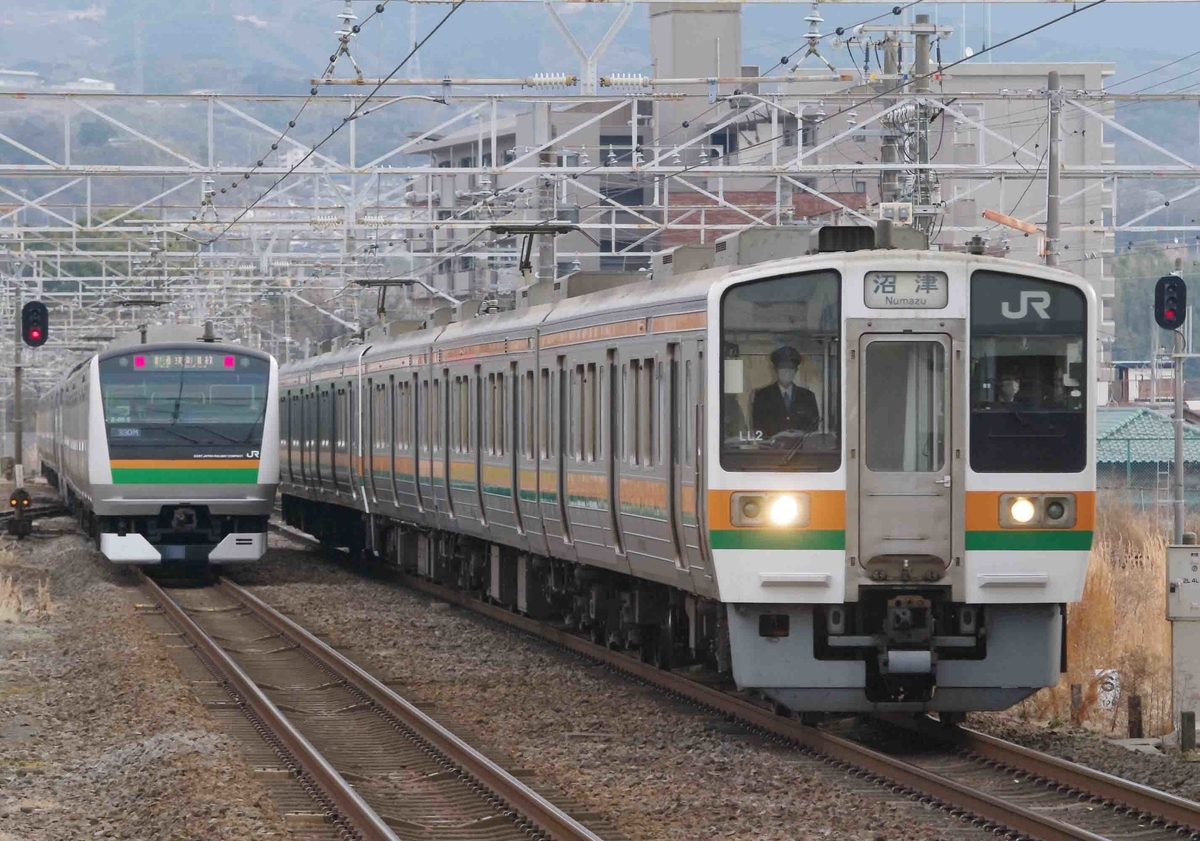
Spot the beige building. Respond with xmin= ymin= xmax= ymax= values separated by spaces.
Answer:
xmin=402 ymin=4 xmax=1116 ymax=388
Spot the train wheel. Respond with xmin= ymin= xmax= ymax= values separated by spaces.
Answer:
xmin=644 ymin=625 xmax=674 ymax=670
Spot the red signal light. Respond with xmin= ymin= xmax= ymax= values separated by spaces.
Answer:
xmin=28 ymin=329 xmax=40 ymax=340
xmin=1166 ymin=308 xmax=1178 ymax=321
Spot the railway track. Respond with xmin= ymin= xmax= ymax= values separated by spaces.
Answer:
xmin=388 ymin=570 xmax=1200 ymax=841
xmin=137 ymin=569 xmax=610 ymax=841
xmin=262 ymin=517 xmax=1200 ymax=841
xmin=0 ymin=503 xmax=65 ymax=522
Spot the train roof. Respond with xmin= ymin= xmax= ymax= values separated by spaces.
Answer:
xmin=281 ymin=246 xmax=1096 ymax=377
xmin=96 ymin=341 xmax=274 ymax=363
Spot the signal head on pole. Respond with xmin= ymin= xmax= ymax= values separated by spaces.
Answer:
xmin=1155 ymin=275 xmax=1188 ymax=331
xmin=21 ymin=301 xmax=48 ymax=348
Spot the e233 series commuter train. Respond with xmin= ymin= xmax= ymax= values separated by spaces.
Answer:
xmin=38 ymin=341 xmax=279 ymax=564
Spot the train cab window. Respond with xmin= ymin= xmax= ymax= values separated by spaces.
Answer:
xmin=970 ymin=271 xmax=1087 ymax=473
xmin=98 ymin=351 xmax=270 ymax=450
xmin=720 ymin=270 xmax=841 ymax=472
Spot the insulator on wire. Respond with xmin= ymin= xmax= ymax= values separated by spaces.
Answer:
xmin=602 ymin=74 xmax=652 ymax=89
xmin=524 ymin=73 xmax=576 ymax=88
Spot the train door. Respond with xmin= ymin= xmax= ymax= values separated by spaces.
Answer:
xmin=508 ymin=361 xmax=524 ymax=536
xmin=537 ymin=356 xmax=575 ymax=560
xmin=416 ymin=372 xmax=429 ymax=516
xmin=389 ymin=375 xmax=401 ymax=507
xmin=334 ymin=384 xmax=346 ymax=495
xmin=685 ymin=339 xmax=716 ymax=596
xmin=854 ymin=332 xmax=953 ymax=576
xmin=349 ymin=379 xmax=360 ymax=501
xmin=366 ymin=378 xmax=378 ymax=502
xmin=474 ymin=365 xmax=487 ymax=526
xmin=320 ymin=387 xmax=332 ymax=493
xmin=440 ymin=369 xmax=455 ymax=520
xmin=517 ymin=364 xmax=545 ymax=553
xmin=666 ymin=343 xmax=687 ymax=571
xmin=606 ymin=348 xmax=625 ymax=558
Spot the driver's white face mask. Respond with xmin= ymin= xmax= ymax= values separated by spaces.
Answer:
xmin=777 ymin=367 xmax=797 ymax=387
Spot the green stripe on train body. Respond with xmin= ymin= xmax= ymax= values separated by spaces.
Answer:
xmin=964 ymin=530 xmax=1094 ymax=551
xmin=111 ymin=468 xmax=260 ymax=485
xmin=708 ymin=529 xmax=846 ymax=551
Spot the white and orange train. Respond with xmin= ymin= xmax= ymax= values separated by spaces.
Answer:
xmin=277 ymin=227 xmax=1096 ymax=716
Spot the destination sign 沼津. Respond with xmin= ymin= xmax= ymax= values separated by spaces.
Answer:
xmin=864 ymin=271 xmax=949 ymax=309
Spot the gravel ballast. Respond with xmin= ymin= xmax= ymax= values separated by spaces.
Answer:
xmin=968 ymin=711 xmax=1200 ymax=803
xmin=0 ymin=511 xmax=294 ymax=840
xmin=235 ymin=533 xmax=990 ymax=841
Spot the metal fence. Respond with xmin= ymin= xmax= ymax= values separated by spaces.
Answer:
xmin=1098 ymin=437 xmax=1200 ymax=510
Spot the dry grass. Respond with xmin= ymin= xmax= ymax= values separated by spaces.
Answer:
xmin=1017 ymin=497 xmax=1174 ymax=735
xmin=0 ymin=573 xmax=52 ymax=623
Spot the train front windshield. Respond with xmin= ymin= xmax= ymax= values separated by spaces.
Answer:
xmin=99 ymin=351 xmax=270 ymax=449
xmin=970 ymin=271 xmax=1088 ymax=473
xmin=720 ymin=270 xmax=841 ymax=472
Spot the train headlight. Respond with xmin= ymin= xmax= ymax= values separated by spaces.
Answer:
xmin=1009 ymin=497 xmax=1037 ymax=524
xmin=731 ymin=492 xmax=810 ymax=528
xmin=769 ymin=495 xmax=801 ymax=527
xmin=998 ymin=494 xmax=1077 ymax=529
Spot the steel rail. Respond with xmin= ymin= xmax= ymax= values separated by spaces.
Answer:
xmin=956 ymin=723 xmax=1200 ymax=832
xmin=0 ymin=504 xmax=66 ymax=521
xmin=217 ymin=576 xmax=607 ymax=841
xmin=392 ymin=570 xmax=1178 ymax=841
xmin=137 ymin=571 xmax=400 ymax=841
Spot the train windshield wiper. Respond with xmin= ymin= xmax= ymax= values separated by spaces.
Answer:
xmin=154 ymin=425 xmax=205 ymax=446
xmin=185 ymin=423 xmax=246 ymax=446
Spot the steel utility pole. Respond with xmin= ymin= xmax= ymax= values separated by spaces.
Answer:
xmin=880 ymin=34 xmax=900 ymax=204
xmin=1046 ymin=70 xmax=1062 ymax=267
xmin=1174 ymin=257 xmax=1187 ymax=543
xmin=12 ymin=292 xmax=22 ymax=491
xmin=533 ymin=102 xmax=557 ymax=287
xmin=914 ymin=14 xmax=933 ymax=232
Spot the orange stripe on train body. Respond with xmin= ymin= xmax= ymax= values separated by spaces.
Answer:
xmin=706 ymin=489 xmax=847 ymax=531
xmin=110 ymin=458 xmax=260 ymax=469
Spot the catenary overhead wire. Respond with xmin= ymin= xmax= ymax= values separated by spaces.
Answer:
xmin=388 ymin=0 xmax=1112 ymax=285
xmin=198 ymin=1 xmax=466 ymax=246
xmin=183 ymin=1 xmax=399 ymax=235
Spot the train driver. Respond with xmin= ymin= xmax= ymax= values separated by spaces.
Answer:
xmin=996 ymin=368 xmax=1033 ymax=407
xmin=751 ymin=345 xmax=820 ymax=438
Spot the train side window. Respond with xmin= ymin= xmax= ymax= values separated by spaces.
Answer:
xmin=454 ymin=375 xmax=465 ymax=453
xmin=523 ymin=370 xmax=535 ymax=459
xmin=540 ymin=368 xmax=551 ymax=459
xmin=648 ymin=358 xmax=658 ymax=467
xmin=628 ymin=360 xmax=640 ymax=465
xmin=577 ymin=364 xmax=589 ymax=462
xmin=498 ymin=371 xmax=507 ymax=457
xmin=428 ymin=379 xmax=435 ymax=453
xmin=684 ymin=359 xmax=692 ymax=465
xmin=586 ymin=362 xmax=599 ymax=462
xmin=568 ymin=364 xmax=578 ymax=461
xmin=430 ymin=379 xmax=439 ymax=453
xmin=485 ymin=373 xmax=495 ymax=455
